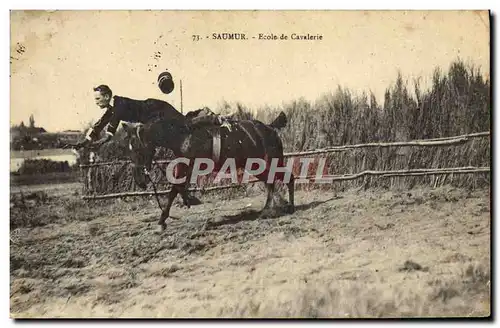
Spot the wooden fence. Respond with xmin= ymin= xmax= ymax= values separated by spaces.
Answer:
xmin=80 ymin=131 xmax=491 ymax=200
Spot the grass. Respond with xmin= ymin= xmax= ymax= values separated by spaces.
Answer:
xmin=10 ymin=172 xmax=79 ymax=186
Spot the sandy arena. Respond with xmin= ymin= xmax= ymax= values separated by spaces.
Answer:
xmin=10 ymin=183 xmax=490 ymax=318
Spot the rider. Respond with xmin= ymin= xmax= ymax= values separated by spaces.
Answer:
xmin=71 ymin=84 xmax=185 ymax=149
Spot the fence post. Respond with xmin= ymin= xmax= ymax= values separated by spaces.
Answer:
xmin=87 ymin=151 xmax=95 ymax=195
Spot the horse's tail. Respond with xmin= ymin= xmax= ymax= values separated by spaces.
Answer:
xmin=269 ymin=111 xmax=287 ymax=130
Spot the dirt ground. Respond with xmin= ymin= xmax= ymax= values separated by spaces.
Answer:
xmin=10 ymin=182 xmax=491 ymax=318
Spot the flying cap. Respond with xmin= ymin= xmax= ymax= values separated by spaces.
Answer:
xmin=157 ymin=71 xmax=175 ymax=94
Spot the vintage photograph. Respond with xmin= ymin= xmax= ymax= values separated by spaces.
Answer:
xmin=10 ymin=10 xmax=491 ymax=318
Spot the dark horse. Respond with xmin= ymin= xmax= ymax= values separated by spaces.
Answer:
xmin=123 ymin=112 xmax=295 ymax=231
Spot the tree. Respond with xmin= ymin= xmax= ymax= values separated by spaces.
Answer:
xmin=29 ymin=114 xmax=35 ymax=128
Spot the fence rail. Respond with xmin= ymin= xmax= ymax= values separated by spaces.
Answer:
xmin=283 ymin=131 xmax=490 ymax=157
xmin=81 ymin=166 xmax=490 ymax=200
xmin=80 ymin=131 xmax=490 ymax=199
xmin=79 ymin=131 xmax=490 ymax=168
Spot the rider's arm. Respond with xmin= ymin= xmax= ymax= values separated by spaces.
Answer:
xmin=93 ymin=100 xmax=125 ymax=147
xmin=85 ymin=107 xmax=114 ymax=142
xmin=105 ymin=97 xmax=125 ymax=138
xmin=92 ymin=96 xmax=127 ymax=148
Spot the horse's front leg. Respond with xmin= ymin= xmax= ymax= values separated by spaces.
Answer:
xmin=179 ymin=188 xmax=191 ymax=208
xmin=158 ymin=161 xmax=187 ymax=231
xmin=159 ymin=187 xmax=179 ymax=232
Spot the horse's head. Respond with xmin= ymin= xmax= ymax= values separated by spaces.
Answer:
xmin=123 ymin=122 xmax=154 ymax=190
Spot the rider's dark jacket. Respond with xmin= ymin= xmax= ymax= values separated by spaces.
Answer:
xmin=86 ymin=96 xmax=184 ymax=141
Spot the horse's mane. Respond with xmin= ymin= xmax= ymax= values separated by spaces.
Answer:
xmin=184 ymin=108 xmax=204 ymax=121
xmin=145 ymin=115 xmax=191 ymax=137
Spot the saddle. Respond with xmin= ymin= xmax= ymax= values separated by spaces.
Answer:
xmin=186 ymin=115 xmax=235 ymax=163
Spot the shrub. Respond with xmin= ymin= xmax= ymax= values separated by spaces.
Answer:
xmin=17 ymin=159 xmax=72 ymax=175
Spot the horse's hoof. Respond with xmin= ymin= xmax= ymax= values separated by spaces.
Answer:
xmin=260 ymin=208 xmax=278 ymax=219
xmin=158 ymin=218 xmax=167 ymax=231
xmin=286 ymin=204 xmax=295 ymax=214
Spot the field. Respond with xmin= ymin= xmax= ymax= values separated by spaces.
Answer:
xmin=10 ymin=182 xmax=490 ymax=318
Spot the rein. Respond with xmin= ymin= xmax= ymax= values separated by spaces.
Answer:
xmin=138 ymin=128 xmax=164 ymax=212
xmin=143 ymin=166 xmax=164 ymax=212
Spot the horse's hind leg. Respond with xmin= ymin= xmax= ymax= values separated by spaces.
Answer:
xmin=159 ymin=187 xmax=179 ymax=231
xmin=179 ymin=163 xmax=197 ymax=208
xmin=263 ymin=182 xmax=275 ymax=210
xmin=174 ymin=162 xmax=192 ymax=209
xmin=260 ymin=182 xmax=276 ymax=218
xmin=286 ymin=173 xmax=295 ymax=214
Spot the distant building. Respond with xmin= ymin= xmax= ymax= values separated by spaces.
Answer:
xmin=10 ymin=125 xmax=46 ymax=136
xmin=10 ymin=125 xmax=82 ymax=150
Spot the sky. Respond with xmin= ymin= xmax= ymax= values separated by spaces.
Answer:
xmin=10 ymin=10 xmax=490 ymax=132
